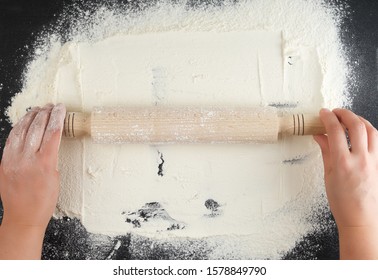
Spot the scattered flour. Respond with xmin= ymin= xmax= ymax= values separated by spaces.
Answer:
xmin=7 ymin=0 xmax=351 ymax=259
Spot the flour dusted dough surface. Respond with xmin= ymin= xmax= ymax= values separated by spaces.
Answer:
xmin=35 ymin=31 xmax=321 ymax=237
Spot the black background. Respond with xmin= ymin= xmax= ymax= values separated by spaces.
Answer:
xmin=0 ymin=0 xmax=377 ymax=259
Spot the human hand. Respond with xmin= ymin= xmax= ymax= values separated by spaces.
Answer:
xmin=0 ymin=103 xmax=66 ymax=232
xmin=314 ymin=108 xmax=378 ymax=228
xmin=314 ymin=108 xmax=378 ymax=259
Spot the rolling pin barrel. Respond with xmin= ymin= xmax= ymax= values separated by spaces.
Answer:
xmin=63 ymin=107 xmax=326 ymax=144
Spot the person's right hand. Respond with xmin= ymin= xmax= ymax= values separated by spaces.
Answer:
xmin=314 ymin=108 xmax=378 ymax=259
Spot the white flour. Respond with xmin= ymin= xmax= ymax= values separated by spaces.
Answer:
xmin=7 ymin=0 xmax=350 ymax=259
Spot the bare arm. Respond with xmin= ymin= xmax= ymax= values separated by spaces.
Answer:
xmin=314 ymin=108 xmax=378 ymax=259
xmin=0 ymin=104 xmax=66 ymax=259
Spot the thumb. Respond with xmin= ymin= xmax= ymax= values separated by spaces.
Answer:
xmin=313 ymin=134 xmax=331 ymax=174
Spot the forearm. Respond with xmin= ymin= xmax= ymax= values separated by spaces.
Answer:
xmin=0 ymin=223 xmax=45 ymax=260
xmin=338 ymin=226 xmax=378 ymax=260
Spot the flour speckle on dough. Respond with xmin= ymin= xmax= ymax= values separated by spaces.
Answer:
xmin=7 ymin=0 xmax=351 ymax=259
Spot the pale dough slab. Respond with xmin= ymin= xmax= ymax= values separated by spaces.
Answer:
xmin=52 ymin=31 xmax=322 ymax=237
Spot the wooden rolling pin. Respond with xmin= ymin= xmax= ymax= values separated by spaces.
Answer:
xmin=63 ymin=106 xmax=325 ymax=144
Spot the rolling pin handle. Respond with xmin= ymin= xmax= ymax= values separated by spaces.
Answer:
xmin=280 ymin=114 xmax=326 ymax=136
xmin=63 ymin=112 xmax=91 ymax=138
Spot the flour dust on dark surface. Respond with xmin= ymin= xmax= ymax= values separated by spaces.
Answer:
xmin=1 ymin=0 xmax=377 ymax=259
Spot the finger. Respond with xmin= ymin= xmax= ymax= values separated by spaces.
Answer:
xmin=359 ymin=116 xmax=378 ymax=153
xmin=319 ymin=108 xmax=350 ymax=157
xmin=333 ymin=108 xmax=368 ymax=154
xmin=39 ymin=104 xmax=66 ymax=165
xmin=2 ymin=107 xmax=40 ymax=162
xmin=23 ymin=104 xmax=54 ymax=154
xmin=313 ymin=134 xmax=331 ymax=173
xmin=0 ymin=167 xmax=5 ymax=194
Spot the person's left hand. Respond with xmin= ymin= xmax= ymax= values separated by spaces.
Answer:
xmin=0 ymin=103 xmax=66 ymax=231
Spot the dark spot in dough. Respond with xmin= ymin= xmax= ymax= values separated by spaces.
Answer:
xmin=204 ymin=199 xmax=222 ymax=217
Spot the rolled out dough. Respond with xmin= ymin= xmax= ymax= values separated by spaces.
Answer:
xmin=50 ymin=31 xmax=322 ymax=237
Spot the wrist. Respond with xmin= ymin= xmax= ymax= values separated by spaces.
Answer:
xmin=0 ymin=220 xmax=46 ymax=260
xmin=338 ymin=226 xmax=378 ymax=260
xmin=1 ymin=218 xmax=46 ymax=241
xmin=338 ymin=225 xmax=378 ymax=235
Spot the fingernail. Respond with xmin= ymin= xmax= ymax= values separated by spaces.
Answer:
xmin=44 ymin=103 xmax=54 ymax=109
xmin=55 ymin=103 xmax=65 ymax=110
xmin=52 ymin=103 xmax=66 ymax=115
xmin=320 ymin=108 xmax=331 ymax=114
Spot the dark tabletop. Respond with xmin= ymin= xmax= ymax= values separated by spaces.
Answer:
xmin=0 ymin=0 xmax=377 ymax=259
